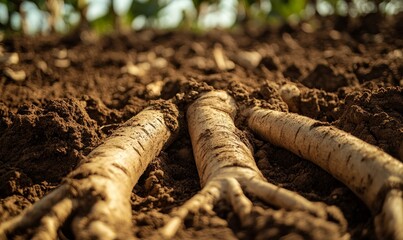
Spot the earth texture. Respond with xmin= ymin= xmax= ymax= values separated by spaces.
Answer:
xmin=0 ymin=13 xmax=402 ymax=239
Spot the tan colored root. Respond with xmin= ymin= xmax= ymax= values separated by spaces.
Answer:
xmin=32 ymin=198 xmax=75 ymax=240
xmin=250 ymin=207 xmax=349 ymax=240
xmin=246 ymin=106 xmax=403 ymax=239
xmin=243 ymin=177 xmax=326 ymax=218
xmin=0 ymin=185 xmax=71 ymax=239
xmin=159 ymin=91 xmax=346 ymax=239
xmin=375 ymin=190 xmax=403 ymax=240
xmin=159 ymin=180 xmax=223 ymax=239
xmin=226 ymin=178 xmax=253 ymax=222
xmin=0 ymin=105 xmax=178 ymax=240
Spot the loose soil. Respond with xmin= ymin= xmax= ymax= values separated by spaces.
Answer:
xmin=1 ymin=13 xmax=402 ymax=239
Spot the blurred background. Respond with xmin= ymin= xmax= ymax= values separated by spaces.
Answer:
xmin=0 ymin=0 xmax=402 ymax=35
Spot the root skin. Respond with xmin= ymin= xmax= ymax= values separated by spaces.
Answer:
xmin=246 ymin=106 xmax=403 ymax=239
xmin=375 ymin=190 xmax=403 ymax=240
xmin=0 ymin=105 xmax=179 ymax=240
xmin=160 ymin=91 xmax=346 ymax=239
xmin=187 ymin=90 xmax=263 ymax=186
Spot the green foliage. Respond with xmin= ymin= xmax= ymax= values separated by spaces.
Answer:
xmin=29 ymin=0 xmax=47 ymax=9
xmin=126 ymin=0 xmax=170 ymax=23
xmin=0 ymin=0 xmax=20 ymax=13
xmin=0 ymin=0 xmax=402 ymax=36
xmin=270 ymin=0 xmax=307 ymax=20
xmin=192 ymin=0 xmax=219 ymax=9
xmin=270 ymin=0 xmax=307 ymax=19
xmin=90 ymin=2 xmax=115 ymax=33
xmin=324 ymin=0 xmax=339 ymax=8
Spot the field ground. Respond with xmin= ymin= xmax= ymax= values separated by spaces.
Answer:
xmin=0 ymin=13 xmax=402 ymax=239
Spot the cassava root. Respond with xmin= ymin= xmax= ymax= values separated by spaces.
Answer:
xmin=3 ymin=87 xmax=397 ymax=239
xmin=159 ymin=90 xmax=347 ymax=239
xmin=0 ymin=103 xmax=179 ymax=240
xmin=245 ymin=105 xmax=403 ymax=240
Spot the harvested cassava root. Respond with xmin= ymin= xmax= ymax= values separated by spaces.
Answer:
xmin=0 ymin=103 xmax=178 ymax=240
xmin=245 ymin=105 xmax=403 ymax=240
xmin=159 ymin=90 xmax=346 ymax=239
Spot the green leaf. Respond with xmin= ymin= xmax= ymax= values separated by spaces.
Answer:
xmin=324 ymin=0 xmax=339 ymax=8
xmin=270 ymin=0 xmax=307 ymax=18
xmin=129 ymin=0 xmax=170 ymax=20
xmin=30 ymin=0 xmax=47 ymax=9
xmin=90 ymin=6 xmax=115 ymax=33
xmin=1 ymin=0 xmax=18 ymax=12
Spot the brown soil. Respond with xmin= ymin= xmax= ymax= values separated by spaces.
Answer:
xmin=0 ymin=13 xmax=402 ymax=239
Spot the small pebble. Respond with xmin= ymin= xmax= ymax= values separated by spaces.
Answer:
xmin=0 ymin=52 xmax=19 ymax=65
xmin=4 ymin=67 xmax=26 ymax=82
xmin=54 ymin=58 xmax=70 ymax=68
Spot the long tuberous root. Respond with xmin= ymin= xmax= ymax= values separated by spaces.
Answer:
xmin=242 ymin=177 xmax=345 ymax=224
xmin=0 ymin=176 xmax=135 ymax=240
xmin=159 ymin=180 xmax=224 ymax=239
xmin=160 ymin=176 xmax=347 ymax=239
xmin=0 ymin=103 xmax=179 ymax=240
xmin=375 ymin=189 xmax=403 ymax=240
xmin=246 ymin=105 xmax=403 ymax=239
xmin=159 ymin=90 xmax=347 ymax=239
xmin=0 ymin=185 xmax=75 ymax=240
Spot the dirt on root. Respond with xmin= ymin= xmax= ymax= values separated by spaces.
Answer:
xmin=0 ymin=13 xmax=402 ymax=239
